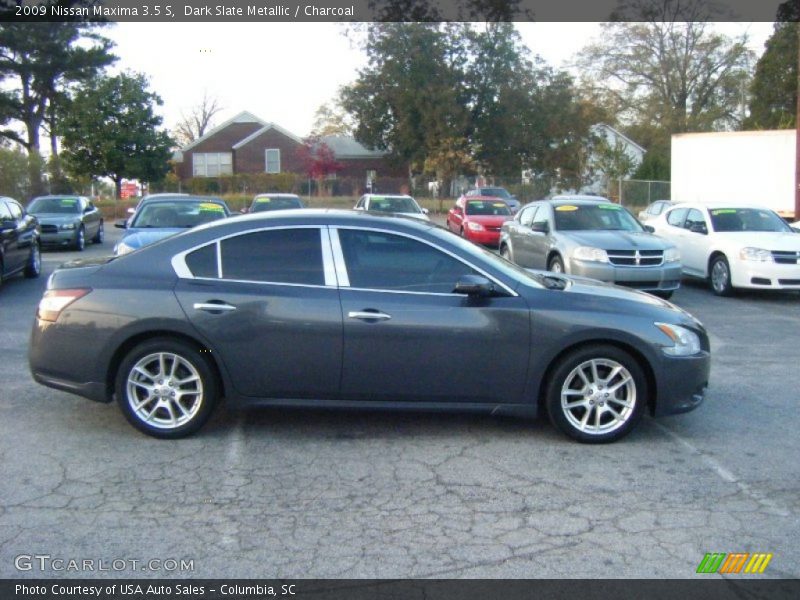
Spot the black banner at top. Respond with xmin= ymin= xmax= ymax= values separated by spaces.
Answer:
xmin=0 ymin=0 xmax=793 ymax=23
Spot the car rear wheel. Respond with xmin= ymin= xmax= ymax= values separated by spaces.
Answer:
xmin=74 ymin=225 xmax=85 ymax=251
xmin=546 ymin=345 xmax=646 ymax=443
xmin=24 ymin=242 xmax=41 ymax=278
xmin=92 ymin=221 xmax=104 ymax=244
xmin=548 ymin=254 xmax=565 ymax=273
xmin=500 ymin=244 xmax=513 ymax=262
xmin=116 ymin=338 xmax=218 ymax=439
xmin=709 ymin=256 xmax=734 ymax=297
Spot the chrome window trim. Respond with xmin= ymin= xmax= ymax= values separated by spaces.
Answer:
xmin=328 ymin=228 xmax=350 ymax=287
xmin=183 ymin=276 xmax=336 ymax=291
xmin=320 ymin=228 xmax=338 ymax=286
xmin=329 ymin=225 xmax=518 ymax=297
xmin=215 ymin=240 xmax=222 ymax=278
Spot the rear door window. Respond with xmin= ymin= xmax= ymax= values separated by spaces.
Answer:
xmin=666 ymin=208 xmax=689 ymax=227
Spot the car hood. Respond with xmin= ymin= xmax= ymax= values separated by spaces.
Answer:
xmin=119 ymin=228 xmax=183 ymax=250
xmin=29 ymin=213 xmax=81 ymax=223
xmin=561 ymin=230 xmax=672 ymax=250
xmin=713 ymin=231 xmax=800 ymax=251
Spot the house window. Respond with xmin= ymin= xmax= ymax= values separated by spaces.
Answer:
xmin=265 ymin=149 xmax=281 ymax=174
xmin=193 ymin=153 xmax=232 ymax=177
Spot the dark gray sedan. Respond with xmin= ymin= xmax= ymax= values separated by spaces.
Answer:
xmin=27 ymin=195 xmax=103 ymax=251
xmin=29 ymin=210 xmax=710 ymax=443
xmin=499 ymin=198 xmax=681 ymax=298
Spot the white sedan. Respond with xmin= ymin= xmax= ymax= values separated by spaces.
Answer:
xmin=650 ymin=202 xmax=800 ymax=296
xmin=354 ymin=194 xmax=430 ymax=221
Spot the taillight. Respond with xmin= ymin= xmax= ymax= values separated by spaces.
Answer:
xmin=37 ymin=288 xmax=91 ymax=322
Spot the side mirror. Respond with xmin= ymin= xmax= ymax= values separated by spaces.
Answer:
xmin=689 ymin=222 xmax=707 ymax=235
xmin=644 ymin=225 xmax=655 ymax=233
xmin=531 ymin=221 xmax=549 ymax=234
xmin=115 ymin=219 xmax=128 ymax=229
xmin=127 ymin=207 xmax=135 ymax=215
xmin=453 ymin=274 xmax=495 ymax=297
xmin=422 ymin=208 xmax=429 ymax=215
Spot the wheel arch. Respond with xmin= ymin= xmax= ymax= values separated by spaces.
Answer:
xmin=707 ymin=250 xmax=727 ymax=278
xmin=105 ymin=330 xmax=227 ymax=403
xmin=536 ymin=339 xmax=658 ymax=417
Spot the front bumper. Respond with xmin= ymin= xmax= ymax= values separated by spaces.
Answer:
xmin=730 ymin=260 xmax=800 ymax=290
xmin=39 ymin=230 xmax=78 ymax=247
xmin=569 ymin=259 xmax=682 ymax=292
xmin=464 ymin=228 xmax=502 ymax=246
xmin=653 ymin=351 xmax=711 ymax=417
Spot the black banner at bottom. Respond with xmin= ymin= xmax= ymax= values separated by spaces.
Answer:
xmin=3 ymin=579 xmax=800 ymax=600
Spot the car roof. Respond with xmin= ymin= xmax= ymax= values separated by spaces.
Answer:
xmin=670 ymin=201 xmax=772 ymax=210
xmin=550 ymin=194 xmax=610 ymax=202
xmin=139 ymin=195 xmax=227 ymax=205
xmin=253 ymin=193 xmax=301 ymax=198
xmin=364 ymin=194 xmax=414 ymax=199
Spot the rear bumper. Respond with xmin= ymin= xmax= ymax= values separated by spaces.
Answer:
xmin=30 ymin=370 xmax=109 ymax=403
xmin=653 ymin=351 xmax=710 ymax=416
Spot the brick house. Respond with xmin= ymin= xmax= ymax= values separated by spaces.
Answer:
xmin=173 ymin=111 xmax=407 ymax=193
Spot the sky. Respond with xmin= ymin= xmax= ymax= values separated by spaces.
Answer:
xmin=105 ymin=22 xmax=774 ymax=140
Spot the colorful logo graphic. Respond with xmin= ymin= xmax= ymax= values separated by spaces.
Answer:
xmin=696 ymin=553 xmax=773 ymax=574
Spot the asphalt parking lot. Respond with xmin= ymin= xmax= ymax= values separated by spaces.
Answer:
xmin=1 ymin=224 xmax=798 ymax=579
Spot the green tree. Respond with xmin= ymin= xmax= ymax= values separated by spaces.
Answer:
xmin=340 ymin=23 xmax=471 ymax=178
xmin=746 ymin=1 xmax=799 ymax=129
xmin=0 ymin=144 xmax=31 ymax=199
xmin=59 ymin=72 xmax=174 ymax=198
xmin=0 ymin=22 xmax=115 ymax=195
xmin=577 ymin=1 xmax=752 ymax=135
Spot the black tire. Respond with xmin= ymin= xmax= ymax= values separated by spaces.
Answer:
xmin=545 ymin=344 xmax=647 ymax=443
xmin=548 ymin=254 xmax=565 ymax=274
xmin=709 ymin=255 xmax=734 ymax=297
xmin=92 ymin=221 xmax=104 ymax=244
xmin=500 ymin=243 xmax=513 ymax=262
xmin=24 ymin=242 xmax=41 ymax=278
xmin=652 ymin=290 xmax=673 ymax=300
xmin=74 ymin=225 xmax=86 ymax=251
xmin=115 ymin=337 xmax=219 ymax=439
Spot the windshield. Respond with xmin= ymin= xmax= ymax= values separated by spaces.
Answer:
xmin=368 ymin=196 xmax=421 ymax=213
xmin=131 ymin=200 xmax=228 ymax=228
xmin=709 ymin=208 xmax=792 ymax=233
xmin=479 ymin=188 xmax=511 ymax=199
xmin=251 ymin=196 xmax=304 ymax=212
xmin=553 ymin=203 xmax=644 ymax=232
xmin=466 ymin=200 xmax=511 ymax=216
xmin=28 ymin=197 xmax=81 ymax=214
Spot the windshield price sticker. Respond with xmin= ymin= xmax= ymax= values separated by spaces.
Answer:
xmin=711 ymin=209 xmax=737 ymax=215
xmin=598 ymin=204 xmax=621 ymax=210
xmin=255 ymin=197 xmax=272 ymax=203
xmin=555 ymin=205 xmax=579 ymax=212
xmin=199 ymin=203 xmax=224 ymax=212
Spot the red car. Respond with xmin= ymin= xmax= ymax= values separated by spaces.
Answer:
xmin=447 ymin=196 xmax=512 ymax=246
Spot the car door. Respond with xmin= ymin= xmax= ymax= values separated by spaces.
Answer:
xmin=0 ymin=199 xmax=26 ymax=274
xmin=333 ymin=227 xmax=530 ymax=404
xmin=527 ymin=206 xmax=553 ymax=269
xmin=448 ymin=197 xmax=466 ymax=233
xmin=681 ymin=208 xmax=712 ymax=276
xmin=173 ymin=226 xmax=343 ymax=398
xmin=506 ymin=205 xmax=538 ymax=267
xmin=82 ymin=197 xmax=101 ymax=238
xmin=661 ymin=207 xmax=691 ymax=271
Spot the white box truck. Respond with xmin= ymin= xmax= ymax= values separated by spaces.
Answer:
xmin=671 ymin=130 xmax=796 ymax=219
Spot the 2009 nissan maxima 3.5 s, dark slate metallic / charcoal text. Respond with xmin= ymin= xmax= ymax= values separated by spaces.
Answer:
xmin=29 ymin=210 xmax=711 ymax=443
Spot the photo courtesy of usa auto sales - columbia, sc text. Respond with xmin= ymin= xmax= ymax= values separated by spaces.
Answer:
xmin=15 ymin=583 xmax=297 ymax=597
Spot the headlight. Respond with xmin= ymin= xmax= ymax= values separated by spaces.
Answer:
xmin=664 ymin=247 xmax=680 ymax=263
xmin=739 ymin=247 xmax=772 ymax=262
xmin=655 ymin=322 xmax=702 ymax=357
xmin=467 ymin=221 xmax=484 ymax=231
xmin=59 ymin=222 xmax=76 ymax=230
xmin=573 ymin=246 xmax=609 ymax=263
xmin=114 ymin=241 xmax=136 ymax=256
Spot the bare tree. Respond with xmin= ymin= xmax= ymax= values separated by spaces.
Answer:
xmin=173 ymin=92 xmax=223 ymax=147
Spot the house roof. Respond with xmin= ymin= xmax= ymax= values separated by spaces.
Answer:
xmin=592 ymin=123 xmax=646 ymax=154
xmin=179 ymin=110 xmax=267 ymax=154
xmin=320 ymin=135 xmax=386 ymax=159
xmin=232 ymin=123 xmax=304 ymax=149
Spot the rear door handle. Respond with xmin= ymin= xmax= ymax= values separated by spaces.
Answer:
xmin=348 ymin=310 xmax=391 ymax=321
xmin=194 ymin=302 xmax=237 ymax=313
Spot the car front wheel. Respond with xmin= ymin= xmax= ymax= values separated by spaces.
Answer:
xmin=546 ymin=345 xmax=646 ymax=443
xmin=74 ymin=225 xmax=85 ymax=251
xmin=24 ymin=242 xmax=41 ymax=278
xmin=116 ymin=338 xmax=219 ymax=438
xmin=548 ymin=254 xmax=565 ymax=273
xmin=710 ymin=255 xmax=734 ymax=296
xmin=93 ymin=221 xmax=104 ymax=244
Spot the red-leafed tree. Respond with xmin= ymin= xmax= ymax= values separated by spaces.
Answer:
xmin=295 ymin=136 xmax=343 ymax=196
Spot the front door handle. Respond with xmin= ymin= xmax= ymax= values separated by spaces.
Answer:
xmin=348 ymin=310 xmax=391 ymax=321
xmin=194 ymin=302 xmax=237 ymax=313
